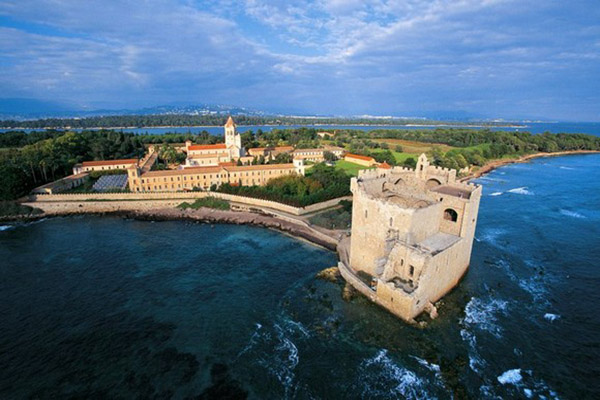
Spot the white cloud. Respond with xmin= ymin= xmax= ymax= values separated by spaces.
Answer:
xmin=0 ymin=0 xmax=599 ymax=119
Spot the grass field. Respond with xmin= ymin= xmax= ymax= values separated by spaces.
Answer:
xmin=373 ymin=138 xmax=455 ymax=153
xmin=369 ymin=148 xmax=419 ymax=163
xmin=335 ymin=160 xmax=372 ymax=176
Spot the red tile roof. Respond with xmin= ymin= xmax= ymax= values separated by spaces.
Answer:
xmin=188 ymin=143 xmax=227 ymax=151
xmin=378 ymin=162 xmax=392 ymax=169
xmin=274 ymin=146 xmax=294 ymax=151
xmin=345 ymin=153 xmax=375 ymax=162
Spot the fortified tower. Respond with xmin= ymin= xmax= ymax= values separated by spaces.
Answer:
xmin=339 ymin=154 xmax=481 ymax=322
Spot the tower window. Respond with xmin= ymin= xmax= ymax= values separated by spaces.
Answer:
xmin=389 ymin=217 xmax=393 ymax=226
xmin=409 ymin=265 xmax=415 ymax=277
xmin=444 ymin=208 xmax=458 ymax=222
xmin=365 ymin=210 xmax=368 ymax=219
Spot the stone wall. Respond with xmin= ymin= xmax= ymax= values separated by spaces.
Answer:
xmin=22 ymin=200 xmax=183 ymax=214
xmin=27 ymin=191 xmax=350 ymax=216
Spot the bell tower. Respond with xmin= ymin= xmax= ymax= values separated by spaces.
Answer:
xmin=224 ymin=116 xmax=243 ymax=157
xmin=224 ymin=116 xmax=236 ymax=148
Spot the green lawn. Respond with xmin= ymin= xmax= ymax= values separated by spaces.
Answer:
xmin=335 ymin=160 xmax=372 ymax=176
xmin=369 ymin=148 xmax=419 ymax=164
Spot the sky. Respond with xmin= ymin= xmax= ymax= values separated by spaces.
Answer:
xmin=0 ymin=0 xmax=599 ymax=121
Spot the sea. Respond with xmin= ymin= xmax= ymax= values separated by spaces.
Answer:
xmin=2 ymin=121 xmax=600 ymax=136
xmin=1 ymin=153 xmax=599 ymax=399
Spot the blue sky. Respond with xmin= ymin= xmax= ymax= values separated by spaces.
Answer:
xmin=1 ymin=0 xmax=599 ymax=120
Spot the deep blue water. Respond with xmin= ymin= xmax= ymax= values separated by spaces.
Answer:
xmin=2 ymin=121 xmax=600 ymax=136
xmin=1 ymin=154 xmax=599 ymax=399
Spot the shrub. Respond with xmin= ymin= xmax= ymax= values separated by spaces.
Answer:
xmin=178 ymin=197 xmax=230 ymax=211
xmin=0 ymin=201 xmax=43 ymax=217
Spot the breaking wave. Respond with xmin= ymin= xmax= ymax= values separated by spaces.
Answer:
xmin=497 ymin=368 xmax=561 ymax=399
xmin=357 ymin=350 xmax=434 ymax=400
xmin=479 ymin=228 xmax=507 ymax=247
xmin=559 ymin=166 xmax=575 ymax=170
xmin=489 ymin=192 xmax=503 ymax=196
xmin=518 ymin=277 xmax=549 ymax=304
xmin=463 ymin=296 xmax=509 ymax=338
xmin=0 ymin=225 xmax=14 ymax=232
xmin=237 ymin=318 xmax=312 ymax=398
xmin=544 ymin=313 xmax=560 ymax=322
xmin=498 ymin=368 xmax=522 ymax=385
xmin=559 ymin=209 xmax=586 ymax=219
xmin=494 ymin=259 xmax=551 ymax=305
xmin=460 ymin=329 xmax=486 ymax=373
xmin=508 ymin=187 xmax=533 ymax=195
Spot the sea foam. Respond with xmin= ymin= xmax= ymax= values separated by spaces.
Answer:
xmin=544 ymin=313 xmax=560 ymax=322
xmin=359 ymin=350 xmax=433 ymax=400
xmin=508 ymin=187 xmax=533 ymax=195
xmin=497 ymin=368 xmax=522 ymax=385
xmin=559 ymin=209 xmax=586 ymax=219
xmin=489 ymin=192 xmax=503 ymax=196
xmin=463 ymin=297 xmax=509 ymax=338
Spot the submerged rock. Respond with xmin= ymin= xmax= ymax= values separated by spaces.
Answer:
xmin=342 ymin=282 xmax=356 ymax=301
xmin=315 ymin=266 xmax=340 ymax=283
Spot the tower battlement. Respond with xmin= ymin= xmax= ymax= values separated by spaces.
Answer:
xmin=344 ymin=154 xmax=481 ymax=322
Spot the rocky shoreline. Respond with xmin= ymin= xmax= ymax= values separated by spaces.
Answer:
xmin=130 ymin=208 xmax=341 ymax=251
xmin=462 ymin=149 xmax=600 ymax=181
xmin=2 ymin=207 xmax=342 ymax=252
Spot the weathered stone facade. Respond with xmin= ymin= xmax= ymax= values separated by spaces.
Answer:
xmin=183 ymin=116 xmax=245 ymax=167
xmin=343 ymin=154 xmax=481 ymax=322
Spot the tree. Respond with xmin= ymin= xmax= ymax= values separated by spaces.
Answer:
xmin=403 ymin=157 xmax=417 ymax=168
xmin=158 ymin=144 xmax=178 ymax=166
xmin=395 ymin=145 xmax=403 ymax=152
xmin=273 ymin=152 xmax=292 ymax=164
xmin=371 ymin=150 xmax=397 ymax=166
xmin=323 ymin=151 xmax=337 ymax=162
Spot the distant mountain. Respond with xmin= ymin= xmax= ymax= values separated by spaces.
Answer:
xmin=0 ymin=98 xmax=533 ymax=124
xmin=0 ymin=99 xmax=268 ymax=120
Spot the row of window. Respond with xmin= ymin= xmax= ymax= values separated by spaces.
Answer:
xmin=139 ymin=169 xmax=286 ymax=184
xmin=138 ymin=177 xmax=264 ymax=191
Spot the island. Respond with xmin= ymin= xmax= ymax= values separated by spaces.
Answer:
xmin=1 ymin=117 xmax=599 ymax=321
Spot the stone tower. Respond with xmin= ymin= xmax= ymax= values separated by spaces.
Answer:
xmin=224 ymin=116 xmax=243 ymax=157
xmin=338 ymin=154 xmax=481 ymax=322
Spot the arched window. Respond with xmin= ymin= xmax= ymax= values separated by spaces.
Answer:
xmin=444 ymin=208 xmax=458 ymax=222
xmin=389 ymin=217 xmax=393 ymax=226
xmin=426 ymin=178 xmax=441 ymax=189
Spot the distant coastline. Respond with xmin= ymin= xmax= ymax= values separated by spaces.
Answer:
xmin=0 ymin=123 xmax=525 ymax=131
xmin=463 ymin=150 xmax=600 ymax=181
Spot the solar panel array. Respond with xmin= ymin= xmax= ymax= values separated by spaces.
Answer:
xmin=93 ymin=174 xmax=129 ymax=192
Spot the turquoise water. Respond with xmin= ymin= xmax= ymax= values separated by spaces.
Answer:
xmin=1 ymin=154 xmax=599 ymax=398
